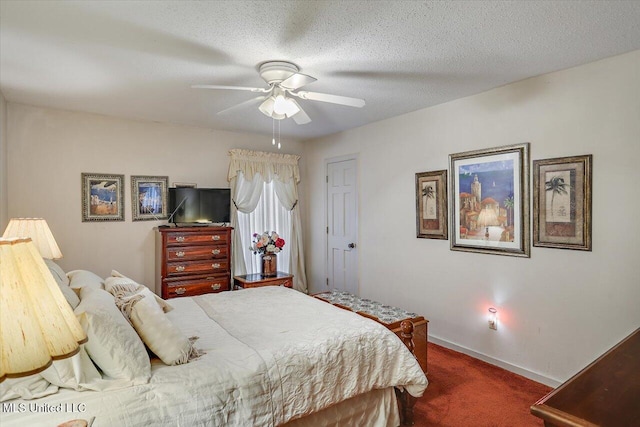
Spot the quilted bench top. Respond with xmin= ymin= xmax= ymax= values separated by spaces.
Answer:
xmin=314 ymin=290 xmax=420 ymax=325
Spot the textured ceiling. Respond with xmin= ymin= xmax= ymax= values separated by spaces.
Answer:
xmin=1 ymin=1 xmax=639 ymax=140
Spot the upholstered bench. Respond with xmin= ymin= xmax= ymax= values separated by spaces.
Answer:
xmin=314 ymin=291 xmax=428 ymax=374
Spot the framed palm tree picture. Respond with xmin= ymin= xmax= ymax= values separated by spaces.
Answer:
xmin=449 ymin=143 xmax=530 ymax=257
xmin=415 ymin=170 xmax=448 ymax=239
xmin=533 ymin=155 xmax=592 ymax=251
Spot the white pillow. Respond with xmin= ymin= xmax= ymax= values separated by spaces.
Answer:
xmin=105 ymin=273 xmax=172 ymax=313
xmin=40 ymin=345 xmax=102 ymax=391
xmin=44 ymin=259 xmax=80 ymax=309
xmin=0 ymin=375 xmax=58 ymax=402
xmin=45 ymin=259 xmax=69 ymax=285
xmin=67 ymin=270 xmax=104 ymax=290
xmin=74 ymin=287 xmax=150 ymax=384
xmin=127 ymin=293 xmax=193 ymax=365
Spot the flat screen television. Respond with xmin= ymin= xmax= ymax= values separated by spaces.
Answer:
xmin=168 ymin=187 xmax=231 ymax=224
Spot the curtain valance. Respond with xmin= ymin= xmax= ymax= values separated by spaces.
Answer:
xmin=228 ymin=149 xmax=301 ymax=184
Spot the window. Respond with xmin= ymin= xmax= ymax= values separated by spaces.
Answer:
xmin=237 ymin=180 xmax=291 ymax=274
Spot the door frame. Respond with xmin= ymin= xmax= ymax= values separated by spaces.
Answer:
xmin=324 ymin=153 xmax=359 ymax=293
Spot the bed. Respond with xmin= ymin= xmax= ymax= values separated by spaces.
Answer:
xmin=0 ymin=265 xmax=428 ymax=427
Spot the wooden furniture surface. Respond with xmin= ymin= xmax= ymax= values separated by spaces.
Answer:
xmin=234 ymin=272 xmax=293 ymax=289
xmin=530 ymin=327 xmax=640 ymax=427
xmin=314 ymin=291 xmax=428 ymax=375
xmin=156 ymin=226 xmax=232 ymax=299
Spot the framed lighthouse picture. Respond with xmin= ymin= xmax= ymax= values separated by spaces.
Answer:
xmin=449 ymin=143 xmax=530 ymax=257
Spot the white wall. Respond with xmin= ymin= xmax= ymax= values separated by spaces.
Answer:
xmin=6 ymin=104 xmax=305 ymax=287
xmin=0 ymin=91 xmax=7 ymax=230
xmin=303 ymin=50 xmax=640 ymax=385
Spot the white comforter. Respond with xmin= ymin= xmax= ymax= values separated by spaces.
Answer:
xmin=2 ymin=287 xmax=428 ymax=426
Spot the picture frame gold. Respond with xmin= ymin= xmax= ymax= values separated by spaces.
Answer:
xmin=449 ymin=143 xmax=530 ymax=257
xmin=131 ymin=175 xmax=169 ymax=221
xmin=81 ymin=173 xmax=125 ymax=222
xmin=533 ymin=154 xmax=592 ymax=251
xmin=415 ymin=170 xmax=448 ymax=240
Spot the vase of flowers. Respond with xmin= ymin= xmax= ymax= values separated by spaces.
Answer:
xmin=250 ymin=231 xmax=285 ymax=277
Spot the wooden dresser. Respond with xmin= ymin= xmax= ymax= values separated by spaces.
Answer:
xmin=531 ymin=327 xmax=640 ymax=427
xmin=155 ymin=226 xmax=232 ymax=299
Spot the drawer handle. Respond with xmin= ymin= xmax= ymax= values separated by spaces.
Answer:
xmin=175 ymin=251 xmax=185 ymax=257
xmin=211 ymin=283 xmax=221 ymax=290
xmin=211 ymin=249 xmax=221 ymax=255
xmin=175 ymin=265 xmax=185 ymax=272
xmin=212 ymin=235 xmax=220 ymax=240
xmin=175 ymin=236 xmax=185 ymax=242
xmin=175 ymin=287 xmax=186 ymax=295
xmin=212 ymin=263 xmax=221 ymax=269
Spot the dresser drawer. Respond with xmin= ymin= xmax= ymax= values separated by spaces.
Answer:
xmin=163 ymin=276 xmax=230 ymax=298
xmin=166 ymin=231 xmax=228 ymax=246
xmin=166 ymin=259 xmax=229 ymax=276
xmin=167 ymin=245 xmax=228 ymax=261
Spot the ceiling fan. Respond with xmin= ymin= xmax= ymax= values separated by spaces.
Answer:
xmin=192 ymin=61 xmax=365 ymax=125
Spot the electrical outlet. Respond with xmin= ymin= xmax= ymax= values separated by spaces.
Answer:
xmin=488 ymin=307 xmax=497 ymax=330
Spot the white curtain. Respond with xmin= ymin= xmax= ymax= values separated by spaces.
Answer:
xmin=236 ymin=178 xmax=292 ymax=274
xmin=228 ymin=149 xmax=308 ymax=293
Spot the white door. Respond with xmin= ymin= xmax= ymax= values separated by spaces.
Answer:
xmin=326 ymin=157 xmax=358 ymax=295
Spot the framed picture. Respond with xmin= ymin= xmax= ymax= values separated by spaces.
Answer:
xmin=131 ymin=175 xmax=169 ymax=221
xmin=533 ymin=154 xmax=592 ymax=251
xmin=415 ymin=170 xmax=448 ymax=239
xmin=81 ymin=173 xmax=125 ymax=222
xmin=449 ymin=143 xmax=530 ymax=257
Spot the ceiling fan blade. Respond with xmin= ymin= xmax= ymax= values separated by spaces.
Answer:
xmin=294 ymin=91 xmax=365 ymax=108
xmin=192 ymin=84 xmax=270 ymax=93
xmin=217 ymin=96 xmax=266 ymax=115
xmin=280 ymin=73 xmax=317 ymax=90
xmin=289 ymin=100 xmax=311 ymax=124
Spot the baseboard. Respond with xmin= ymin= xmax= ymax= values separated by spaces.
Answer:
xmin=428 ymin=335 xmax=561 ymax=388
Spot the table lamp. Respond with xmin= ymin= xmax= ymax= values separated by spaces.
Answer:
xmin=0 ymin=238 xmax=86 ymax=381
xmin=2 ymin=218 xmax=63 ymax=259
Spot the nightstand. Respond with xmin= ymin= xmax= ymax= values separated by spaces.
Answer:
xmin=233 ymin=272 xmax=293 ymax=290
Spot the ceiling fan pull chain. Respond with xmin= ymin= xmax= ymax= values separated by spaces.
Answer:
xmin=277 ymin=120 xmax=281 ymax=150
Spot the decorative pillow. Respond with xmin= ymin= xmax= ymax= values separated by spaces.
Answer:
xmin=122 ymin=293 xmax=196 ymax=365
xmin=105 ymin=272 xmax=172 ymax=313
xmin=41 ymin=345 xmax=102 ymax=391
xmin=44 ymin=259 xmax=80 ymax=309
xmin=0 ymin=375 xmax=58 ymax=402
xmin=74 ymin=286 xmax=150 ymax=384
xmin=67 ymin=270 xmax=104 ymax=290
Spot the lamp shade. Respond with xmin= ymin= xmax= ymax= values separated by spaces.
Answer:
xmin=2 ymin=218 xmax=63 ymax=259
xmin=0 ymin=238 xmax=86 ymax=381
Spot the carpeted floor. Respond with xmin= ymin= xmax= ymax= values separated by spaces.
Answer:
xmin=412 ymin=343 xmax=552 ymax=426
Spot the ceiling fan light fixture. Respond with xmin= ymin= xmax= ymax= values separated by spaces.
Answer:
xmin=195 ymin=60 xmax=365 ymax=126
xmin=273 ymin=95 xmax=300 ymax=117
xmin=258 ymin=96 xmax=276 ymax=117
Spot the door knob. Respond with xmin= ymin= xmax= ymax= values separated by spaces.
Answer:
xmin=348 ymin=243 xmax=356 ymax=249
